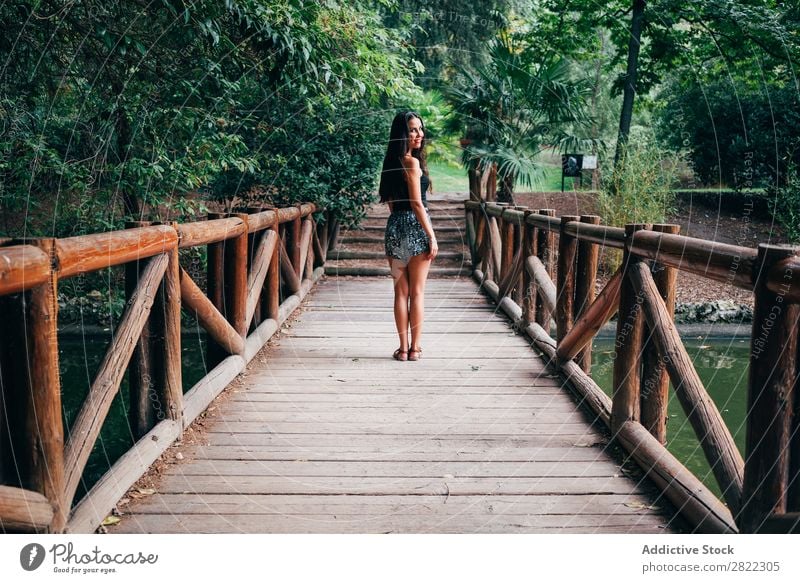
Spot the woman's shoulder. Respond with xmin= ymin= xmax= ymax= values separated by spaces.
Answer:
xmin=400 ymin=154 xmax=420 ymax=171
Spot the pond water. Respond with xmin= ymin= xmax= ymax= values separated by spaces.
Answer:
xmin=59 ymin=330 xmax=209 ymax=503
xmin=60 ymin=330 xmax=750 ymax=504
xmin=591 ymin=336 xmax=750 ymax=498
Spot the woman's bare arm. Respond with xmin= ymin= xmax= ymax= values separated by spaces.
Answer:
xmin=401 ymin=155 xmax=438 ymax=258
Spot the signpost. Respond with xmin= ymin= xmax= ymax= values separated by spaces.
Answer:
xmin=561 ymin=154 xmax=598 ymax=191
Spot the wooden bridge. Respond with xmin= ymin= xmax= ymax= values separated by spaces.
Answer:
xmin=1 ymin=191 xmax=799 ymax=534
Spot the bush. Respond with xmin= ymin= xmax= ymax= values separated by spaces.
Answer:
xmin=598 ymin=137 xmax=680 ymax=270
xmin=598 ymin=138 xmax=679 ymax=227
xmin=656 ymin=79 xmax=800 ymax=190
xmin=767 ymin=163 xmax=800 ymax=243
xmin=207 ymin=101 xmax=391 ymax=230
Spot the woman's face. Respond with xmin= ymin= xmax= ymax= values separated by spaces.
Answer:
xmin=407 ymin=116 xmax=424 ymax=152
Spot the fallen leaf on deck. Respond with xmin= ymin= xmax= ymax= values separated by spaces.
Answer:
xmin=102 ymin=516 xmax=121 ymax=526
xmin=625 ymin=502 xmax=661 ymax=511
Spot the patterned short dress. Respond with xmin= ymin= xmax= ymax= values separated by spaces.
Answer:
xmin=384 ymin=174 xmax=432 ymax=262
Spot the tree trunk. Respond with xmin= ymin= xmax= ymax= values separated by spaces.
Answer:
xmin=613 ymin=0 xmax=647 ymax=168
xmin=113 ymin=80 xmax=141 ymax=219
xmin=497 ymin=173 xmax=515 ymax=205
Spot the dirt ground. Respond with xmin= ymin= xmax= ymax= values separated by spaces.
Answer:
xmin=512 ymin=191 xmax=786 ymax=306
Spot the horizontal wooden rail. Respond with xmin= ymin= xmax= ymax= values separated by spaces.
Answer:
xmin=628 ymin=229 xmax=756 ymax=291
xmin=178 ymin=217 xmax=246 ymax=249
xmin=562 ymin=221 xmax=625 ymax=249
xmin=57 ymin=226 xmax=177 ymax=279
xmin=0 ymin=244 xmax=51 ymax=294
xmin=0 ymin=485 xmax=54 ymax=532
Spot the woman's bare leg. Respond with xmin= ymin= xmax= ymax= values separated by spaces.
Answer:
xmin=388 ymin=257 xmax=410 ymax=351
xmin=407 ymin=253 xmax=433 ymax=351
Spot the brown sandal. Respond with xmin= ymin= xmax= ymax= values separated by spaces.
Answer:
xmin=408 ymin=347 xmax=422 ymax=361
xmin=393 ymin=348 xmax=408 ymax=361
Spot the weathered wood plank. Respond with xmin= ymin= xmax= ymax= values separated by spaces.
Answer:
xmin=153 ymin=474 xmax=645 ymax=496
xmin=184 ymin=445 xmax=612 ymax=462
xmin=111 ymin=513 xmax=669 ymax=534
xmin=164 ymin=459 xmax=623 ymax=478
xmin=117 ymin=493 xmax=664 ymax=516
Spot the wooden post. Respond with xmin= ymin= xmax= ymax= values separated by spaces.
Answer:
xmin=319 ymin=213 xmax=330 ymax=260
xmin=741 ymin=244 xmax=800 ymax=532
xmin=265 ymin=223 xmax=281 ymax=320
xmin=312 ymin=217 xmax=326 ymax=269
xmin=125 ymin=221 xmax=158 ymax=439
xmin=640 ymin=223 xmax=680 ymax=444
xmin=574 ymin=215 xmax=601 ymax=373
xmin=206 ymin=212 xmax=226 ymax=368
xmin=28 ymin=239 xmax=65 ymax=532
xmin=465 ymin=207 xmax=478 ymax=268
xmin=611 ymin=224 xmax=649 ymax=434
xmin=327 ymin=217 xmax=340 ymax=253
xmin=161 ymin=225 xmax=183 ymax=423
xmin=522 ymin=211 xmax=538 ymax=324
xmin=536 ymin=209 xmax=556 ymax=332
xmin=290 ymin=211 xmax=302 ymax=278
xmin=486 ymin=163 xmax=497 ymax=202
xmin=557 ymin=215 xmax=579 ymax=343
xmin=512 ymin=206 xmax=526 ymax=307
xmin=246 ymin=210 xmax=261 ymax=329
xmin=2 ymin=239 xmax=66 ymax=532
xmin=226 ymin=213 xmax=249 ymax=338
xmin=500 ymin=210 xmax=514 ymax=293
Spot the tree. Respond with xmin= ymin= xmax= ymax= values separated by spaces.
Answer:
xmin=443 ymin=32 xmax=595 ymax=204
xmin=383 ymin=0 xmax=522 ymax=87
xmin=0 ymin=0 xmax=418 ymax=235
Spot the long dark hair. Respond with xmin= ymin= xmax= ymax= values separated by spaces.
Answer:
xmin=378 ymin=111 xmax=430 ymax=204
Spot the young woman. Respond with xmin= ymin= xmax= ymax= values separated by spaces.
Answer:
xmin=378 ymin=111 xmax=439 ymax=361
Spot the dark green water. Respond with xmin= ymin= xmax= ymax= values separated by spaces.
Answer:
xmin=592 ymin=336 xmax=750 ymax=497
xmin=59 ymin=331 xmax=208 ymax=503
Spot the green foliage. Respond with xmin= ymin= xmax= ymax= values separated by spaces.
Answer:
xmin=598 ymin=135 xmax=679 ymax=228
xmin=384 ymin=0 xmax=522 ymax=87
xmin=0 ymin=0 xmax=418 ymax=236
xmin=767 ymin=163 xmax=800 ymax=243
xmin=656 ymin=79 xmax=800 ymax=190
xmin=443 ymin=31 xmax=596 ymax=200
xmin=210 ymin=100 xmax=390 ymax=230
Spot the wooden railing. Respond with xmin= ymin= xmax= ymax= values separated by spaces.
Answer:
xmin=0 ymin=204 xmax=335 ymax=533
xmin=464 ymin=200 xmax=800 ymax=534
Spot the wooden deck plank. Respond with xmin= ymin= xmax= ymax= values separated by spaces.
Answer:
xmin=112 ymin=276 xmax=675 ymax=534
xmin=152 ymin=474 xmax=646 ymax=496
xmin=111 ymin=513 xmax=669 ymax=534
xmin=117 ymin=493 xmax=666 ymax=516
xmin=182 ymin=445 xmax=613 ymax=462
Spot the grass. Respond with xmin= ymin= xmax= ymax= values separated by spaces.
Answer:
xmin=427 ymin=160 xmax=468 ymax=193
xmin=427 ymin=159 xmax=585 ymax=193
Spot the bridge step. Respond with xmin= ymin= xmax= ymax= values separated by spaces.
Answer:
xmin=354 ymin=224 xmax=463 ymax=232
xmin=324 ymin=265 xmax=469 ymax=277
xmin=330 ymin=193 xmax=470 ymax=278
xmin=328 ymin=250 xmax=464 ymax=261
xmin=341 ymin=235 xmax=464 ymax=244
